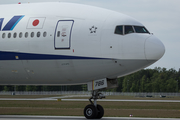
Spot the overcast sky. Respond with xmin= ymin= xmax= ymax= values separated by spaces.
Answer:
xmin=0 ymin=0 xmax=180 ymax=71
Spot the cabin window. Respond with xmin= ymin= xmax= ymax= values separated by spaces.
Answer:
xmin=57 ymin=31 xmax=60 ymax=37
xmin=8 ymin=33 xmax=11 ymax=38
xmin=115 ymin=26 xmax=123 ymax=35
xmin=134 ymin=26 xmax=150 ymax=33
xmin=125 ymin=26 xmax=134 ymax=34
xmin=43 ymin=32 xmax=47 ymax=37
xmin=19 ymin=32 xmax=23 ymax=38
xmin=25 ymin=32 xmax=28 ymax=38
xmin=37 ymin=32 xmax=40 ymax=37
xmin=2 ymin=33 xmax=5 ymax=38
xmin=31 ymin=32 xmax=34 ymax=38
xmin=13 ymin=33 xmax=17 ymax=38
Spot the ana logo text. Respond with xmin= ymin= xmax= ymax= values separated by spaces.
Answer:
xmin=0 ymin=15 xmax=25 ymax=31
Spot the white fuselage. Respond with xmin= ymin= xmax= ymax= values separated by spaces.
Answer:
xmin=0 ymin=2 xmax=165 ymax=85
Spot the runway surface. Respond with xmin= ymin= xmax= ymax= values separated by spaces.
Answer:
xmin=0 ymin=116 xmax=180 ymax=120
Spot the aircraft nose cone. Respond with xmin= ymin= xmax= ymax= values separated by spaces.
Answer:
xmin=145 ymin=35 xmax=165 ymax=61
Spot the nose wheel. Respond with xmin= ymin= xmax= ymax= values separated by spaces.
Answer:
xmin=84 ymin=90 xmax=105 ymax=119
xmin=84 ymin=104 xmax=97 ymax=119
xmin=96 ymin=104 xmax=104 ymax=119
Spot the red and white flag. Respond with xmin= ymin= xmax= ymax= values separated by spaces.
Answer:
xmin=27 ymin=17 xmax=46 ymax=29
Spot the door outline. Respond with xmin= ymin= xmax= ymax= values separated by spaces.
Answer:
xmin=54 ymin=20 xmax=74 ymax=49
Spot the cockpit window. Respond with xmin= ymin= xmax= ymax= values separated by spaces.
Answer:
xmin=125 ymin=26 xmax=134 ymax=34
xmin=134 ymin=26 xmax=149 ymax=33
xmin=115 ymin=25 xmax=150 ymax=35
xmin=115 ymin=26 xmax=123 ymax=35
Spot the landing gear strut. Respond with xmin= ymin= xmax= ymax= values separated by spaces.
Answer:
xmin=84 ymin=90 xmax=105 ymax=119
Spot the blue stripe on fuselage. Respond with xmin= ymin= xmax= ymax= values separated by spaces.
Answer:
xmin=0 ymin=51 xmax=106 ymax=60
xmin=10 ymin=15 xmax=25 ymax=30
xmin=2 ymin=16 xmax=24 ymax=31
xmin=0 ymin=18 xmax=4 ymax=31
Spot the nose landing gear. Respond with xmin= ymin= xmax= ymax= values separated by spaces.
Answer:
xmin=84 ymin=90 xmax=105 ymax=119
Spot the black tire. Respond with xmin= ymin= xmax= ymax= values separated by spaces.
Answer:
xmin=96 ymin=104 xmax=104 ymax=119
xmin=84 ymin=104 xmax=98 ymax=119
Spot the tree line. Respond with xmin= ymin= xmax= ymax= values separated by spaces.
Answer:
xmin=116 ymin=67 xmax=180 ymax=92
xmin=0 ymin=67 xmax=179 ymax=92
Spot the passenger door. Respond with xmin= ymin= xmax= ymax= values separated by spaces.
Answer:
xmin=54 ymin=20 xmax=74 ymax=49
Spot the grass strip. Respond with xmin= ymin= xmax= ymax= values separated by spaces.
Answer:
xmin=0 ymin=100 xmax=180 ymax=118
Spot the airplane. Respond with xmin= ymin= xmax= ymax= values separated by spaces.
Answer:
xmin=0 ymin=2 xmax=165 ymax=119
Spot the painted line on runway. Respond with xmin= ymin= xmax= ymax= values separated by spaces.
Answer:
xmin=0 ymin=98 xmax=57 ymax=101
xmin=61 ymin=99 xmax=180 ymax=102
xmin=0 ymin=95 xmax=91 ymax=101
